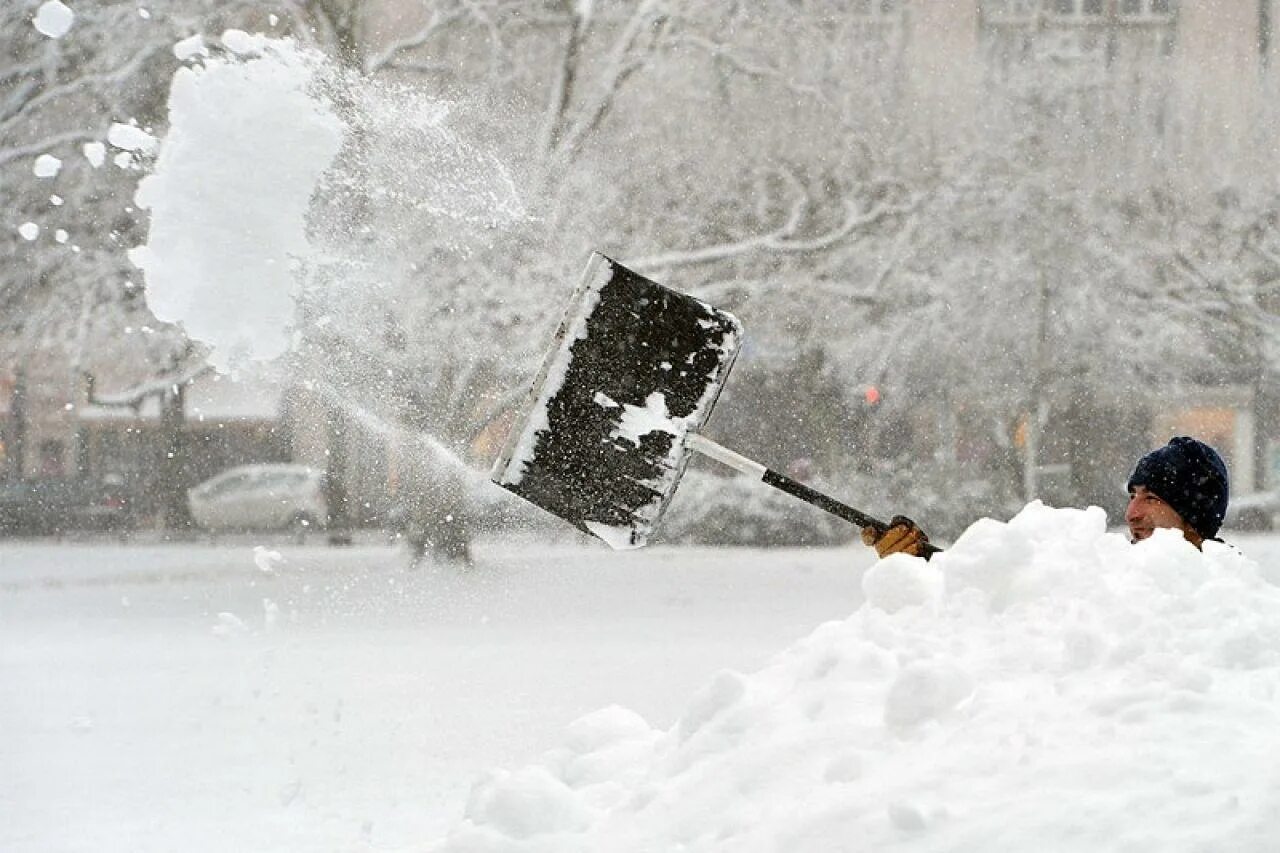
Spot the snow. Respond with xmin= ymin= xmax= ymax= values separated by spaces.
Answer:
xmin=5 ymin=516 xmax=1280 ymax=851
xmin=583 ymin=520 xmax=645 ymax=551
xmin=107 ymin=122 xmax=159 ymax=155
xmin=173 ymin=34 xmax=207 ymax=61
xmin=128 ymin=35 xmax=344 ymax=372
xmin=82 ymin=141 xmax=105 ymax=168
xmin=18 ymin=222 xmax=40 ymax=241
xmin=1 ymin=535 xmax=866 ymax=851
xmin=32 ymin=0 xmax=74 ymax=38
xmin=434 ymin=504 xmax=1280 ymax=852
xmin=611 ymin=391 xmax=679 ymax=447
xmin=252 ymin=545 xmax=284 ymax=574
xmin=124 ymin=32 xmax=523 ymax=375
xmin=33 ymin=153 xmax=61 ymax=178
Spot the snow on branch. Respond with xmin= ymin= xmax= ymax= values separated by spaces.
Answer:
xmin=0 ymin=130 xmax=98 ymax=167
xmin=539 ymin=1 xmax=590 ymax=155
xmin=87 ymin=362 xmax=213 ymax=409
xmin=630 ymin=192 xmax=924 ymax=273
xmin=668 ymin=33 xmax=825 ymax=101
xmin=553 ymin=0 xmax=669 ymax=158
xmin=0 ymin=45 xmax=164 ymax=135
xmin=363 ymin=3 xmax=470 ymax=73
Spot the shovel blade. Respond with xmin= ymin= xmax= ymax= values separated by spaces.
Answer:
xmin=492 ymin=253 xmax=743 ymax=548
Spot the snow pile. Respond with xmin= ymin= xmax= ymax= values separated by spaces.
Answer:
xmin=435 ymin=503 xmax=1280 ymax=852
xmin=129 ymin=33 xmax=344 ymax=372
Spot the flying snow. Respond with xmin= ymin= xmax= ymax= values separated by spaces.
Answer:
xmin=107 ymin=123 xmax=159 ymax=155
xmin=436 ymin=503 xmax=1280 ymax=851
xmin=173 ymin=34 xmax=207 ymax=61
xmin=128 ymin=34 xmax=345 ymax=372
xmin=33 ymin=154 xmax=61 ymax=178
xmin=18 ymin=223 xmax=40 ymax=241
xmin=32 ymin=0 xmax=74 ymax=38
xmin=128 ymin=31 xmax=526 ymax=373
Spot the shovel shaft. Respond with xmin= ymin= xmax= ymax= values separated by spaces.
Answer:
xmin=686 ymin=433 xmax=941 ymax=558
xmin=761 ymin=468 xmax=886 ymax=530
xmin=686 ymin=433 xmax=885 ymax=530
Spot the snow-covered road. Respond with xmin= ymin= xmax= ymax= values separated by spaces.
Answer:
xmin=0 ymin=536 xmax=870 ymax=852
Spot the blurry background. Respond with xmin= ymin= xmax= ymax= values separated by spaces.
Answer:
xmin=5 ymin=0 xmax=1280 ymax=550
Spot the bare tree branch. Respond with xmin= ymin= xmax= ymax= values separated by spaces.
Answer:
xmin=630 ymin=192 xmax=924 ymax=272
xmin=554 ymin=0 xmax=669 ymax=158
xmin=669 ymin=33 xmax=826 ymax=102
xmin=0 ymin=44 xmax=165 ymax=133
xmin=0 ymin=129 xmax=99 ymax=167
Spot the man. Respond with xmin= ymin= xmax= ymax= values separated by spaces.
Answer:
xmin=862 ymin=436 xmax=1230 ymax=558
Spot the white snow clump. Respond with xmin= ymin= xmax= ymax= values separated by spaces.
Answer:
xmin=173 ymin=34 xmax=208 ymax=61
xmin=33 ymin=154 xmax=62 ymax=178
xmin=128 ymin=34 xmax=344 ymax=372
xmin=107 ymin=123 xmax=159 ymax=155
xmin=33 ymin=1 xmax=74 ymax=38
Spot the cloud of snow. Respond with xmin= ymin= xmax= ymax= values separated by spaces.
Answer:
xmin=128 ymin=32 xmax=526 ymax=374
xmin=128 ymin=35 xmax=345 ymax=372
xmin=33 ymin=0 xmax=74 ymax=38
xmin=434 ymin=502 xmax=1280 ymax=851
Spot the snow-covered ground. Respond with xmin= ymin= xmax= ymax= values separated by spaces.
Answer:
xmin=6 ymin=514 xmax=1280 ymax=853
xmin=0 ymin=533 xmax=869 ymax=852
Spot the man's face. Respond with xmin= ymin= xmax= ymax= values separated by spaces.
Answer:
xmin=1125 ymin=485 xmax=1198 ymax=544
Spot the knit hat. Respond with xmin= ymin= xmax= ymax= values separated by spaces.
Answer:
xmin=1126 ymin=436 xmax=1230 ymax=539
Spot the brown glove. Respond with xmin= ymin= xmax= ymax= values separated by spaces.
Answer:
xmin=861 ymin=515 xmax=930 ymax=558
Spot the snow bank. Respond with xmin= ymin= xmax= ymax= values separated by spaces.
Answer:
xmin=435 ymin=503 xmax=1280 ymax=852
xmin=128 ymin=35 xmax=344 ymax=372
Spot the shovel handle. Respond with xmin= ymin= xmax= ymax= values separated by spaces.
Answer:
xmin=762 ymin=470 xmax=941 ymax=559
xmin=686 ymin=434 xmax=941 ymax=559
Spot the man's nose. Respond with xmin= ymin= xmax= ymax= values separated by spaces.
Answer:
xmin=1124 ymin=496 xmax=1140 ymax=523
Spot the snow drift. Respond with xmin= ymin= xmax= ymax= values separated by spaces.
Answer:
xmin=435 ymin=502 xmax=1280 ymax=852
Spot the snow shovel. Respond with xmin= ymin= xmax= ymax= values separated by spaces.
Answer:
xmin=491 ymin=252 xmax=938 ymax=555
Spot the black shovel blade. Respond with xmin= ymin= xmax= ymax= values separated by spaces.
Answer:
xmin=491 ymin=253 xmax=743 ymax=549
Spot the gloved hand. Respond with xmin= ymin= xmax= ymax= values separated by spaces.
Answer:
xmin=861 ymin=515 xmax=930 ymax=559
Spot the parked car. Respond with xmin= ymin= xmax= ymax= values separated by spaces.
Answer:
xmin=0 ymin=475 xmax=143 ymax=536
xmin=1223 ymin=489 xmax=1280 ymax=532
xmin=188 ymin=464 xmax=327 ymax=536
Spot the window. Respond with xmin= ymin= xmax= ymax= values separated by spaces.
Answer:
xmin=1120 ymin=0 xmax=1177 ymax=19
xmin=204 ymin=473 xmax=253 ymax=498
xmin=850 ymin=0 xmax=900 ymax=16
xmin=1052 ymin=0 xmax=1104 ymax=17
xmin=38 ymin=439 xmax=65 ymax=478
xmin=981 ymin=0 xmax=1041 ymax=22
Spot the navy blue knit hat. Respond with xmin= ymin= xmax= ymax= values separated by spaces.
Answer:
xmin=1127 ymin=436 xmax=1230 ymax=539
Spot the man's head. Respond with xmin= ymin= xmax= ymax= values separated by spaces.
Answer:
xmin=1125 ymin=436 xmax=1230 ymax=546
